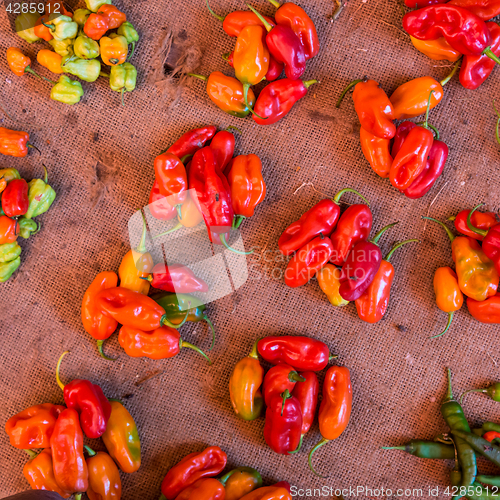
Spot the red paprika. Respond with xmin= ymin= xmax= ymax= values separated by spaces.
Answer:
xmin=167 ymin=126 xmax=217 ymax=158
xmin=2 ymin=179 xmax=29 ymax=217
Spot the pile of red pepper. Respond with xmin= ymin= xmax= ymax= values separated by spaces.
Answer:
xmin=0 ymin=157 xmax=56 ymax=283
xmin=278 ymin=189 xmax=419 ymax=323
xmin=159 ymin=445 xmax=292 ymax=500
xmin=425 ymin=205 xmax=500 ymax=337
xmin=188 ymin=0 xmax=319 ymax=125
xmin=229 ymin=335 xmax=352 ymax=476
xmin=4 ymin=351 xmax=141 ymax=499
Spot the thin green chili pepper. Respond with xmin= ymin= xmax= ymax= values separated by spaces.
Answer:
xmin=473 ymin=428 xmax=486 ymax=437
xmin=451 ymin=430 xmax=500 ymax=469
xmin=381 ymin=440 xmax=454 ymax=459
xmin=461 ymin=383 xmax=500 ymax=404
xmin=477 ymin=476 xmax=500 ymax=488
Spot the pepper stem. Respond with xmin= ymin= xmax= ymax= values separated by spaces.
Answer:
xmin=440 ymin=58 xmax=461 ymax=86
xmin=246 ymin=4 xmax=273 ymax=32
xmin=265 ymin=0 xmax=281 ymax=7
xmin=205 ymin=0 xmax=225 ymax=21
xmin=385 ymin=239 xmax=419 ymax=262
xmin=288 ymin=434 xmax=304 ymax=454
xmin=280 ymin=389 xmax=291 ymax=416
xmin=289 ymin=372 xmax=306 ymax=383
xmin=27 ymin=143 xmax=42 ymax=155
xmin=24 ymin=449 xmax=38 ymax=458
xmin=84 ymin=445 xmax=97 ymax=457
xmin=308 ymin=437 xmax=330 ymax=477
xmin=466 ymin=203 xmax=488 ymax=237
xmin=249 ymin=340 xmax=259 ymax=359
xmin=100 ymin=71 xmax=110 ymax=78
xmin=332 ymin=187 xmax=369 ymax=205
xmin=421 ymin=216 xmax=456 ymax=242
xmin=484 ymin=47 xmax=500 ymax=67
xmin=370 ymin=222 xmax=398 ymax=245
xmin=222 ymin=52 xmax=231 ymax=62
xmin=128 ymin=42 xmax=136 ymax=61
xmin=203 ymin=315 xmax=216 ymax=351
xmin=427 ymin=123 xmax=440 ymax=140
xmin=55 ymin=351 xmax=69 ymax=391
xmin=494 ymin=100 xmax=500 ymax=147
xmin=75 ymin=495 xmax=82 ymax=500
xmin=220 ymin=233 xmax=253 ymax=255
xmin=180 ymin=340 xmax=212 ymax=364
xmin=336 ymin=78 xmax=364 ymax=108
xmin=460 ymin=388 xmax=488 ymax=404
xmin=444 ymin=367 xmax=454 ymax=403
xmin=243 ymin=83 xmax=266 ymax=120
xmin=188 ymin=73 xmax=208 ymax=82
xmin=154 ymin=223 xmax=183 ymax=239
xmin=233 ymin=215 xmax=246 ymax=229
xmin=429 ymin=311 xmax=454 ymax=339
xmin=304 ymin=79 xmax=318 ymax=89
xmin=423 ymin=90 xmax=434 ymax=129
xmin=180 ymin=154 xmax=193 ymax=164
xmin=381 ymin=446 xmax=405 ymax=451
xmin=97 ymin=340 xmax=117 ymax=361
xmin=160 ymin=309 xmax=189 ymax=329
xmin=136 ymin=210 xmax=148 ymax=253
xmin=176 ymin=204 xmax=183 ymax=220
xmin=42 ymin=164 xmax=49 ymax=184
xmin=26 ymin=66 xmax=55 ymax=84
xmin=159 ymin=495 xmax=168 ymax=500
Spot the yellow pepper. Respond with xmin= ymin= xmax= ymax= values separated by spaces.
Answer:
xmin=37 ymin=49 xmax=64 ymax=74
xmin=100 ymin=34 xmax=128 ymax=66
xmin=410 ymin=36 xmax=461 ymax=62
xmin=317 ymin=264 xmax=349 ymax=307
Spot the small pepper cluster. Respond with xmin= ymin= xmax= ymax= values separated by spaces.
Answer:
xmin=278 ymin=190 xmax=419 ymax=323
xmin=229 ymin=336 xmax=352 ymax=477
xmin=384 ymin=369 xmax=500 ymax=497
xmin=158 ymin=445 xmax=292 ymax=500
xmin=8 ymin=0 xmax=139 ymax=105
xmin=4 ymin=351 xmax=140 ymax=499
xmin=0 ymin=159 xmax=56 ymax=282
xmin=425 ymin=205 xmax=500 ymax=337
xmin=189 ymin=0 xmax=319 ymax=125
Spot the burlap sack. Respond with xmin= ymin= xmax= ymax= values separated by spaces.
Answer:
xmin=1 ymin=0 xmax=499 ymax=498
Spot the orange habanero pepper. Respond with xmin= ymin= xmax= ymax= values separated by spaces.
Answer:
xmin=0 ymin=215 xmax=19 ymax=243
xmin=0 ymin=127 xmax=34 ymax=158
xmin=37 ymin=49 xmax=64 ymax=73
xmin=86 ymin=450 xmax=122 ymax=500
xmin=81 ymin=271 xmax=119 ymax=360
xmin=100 ymin=34 xmax=128 ymax=66
xmin=23 ymin=449 xmax=71 ymax=498
xmin=239 ymin=486 xmax=292 ymax=500
xmin=308 ymin=365 xmax=352 ymax=477
xmin=84 ymin=13 xmax=109 ymax=41
xmin=226 ymin=154 xmax=266 ymax=227
xmin=154 ymin=153 xmax=188 ymax=216
xmin=359 ymin=127 xmax=392 ymax=178
xmin=317 ymin=264 xmax=349 ymax=307
xmin=410 ymin=36 xmax=461 ymax=62
xmin=34 ymin=15 xmax=54 ymax=41
xmin=6 ymin=48 xmax=46 ymax=81
xmin=96 ymin=4 xmax=126 ymax=29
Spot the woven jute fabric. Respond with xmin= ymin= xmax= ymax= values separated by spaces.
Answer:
xmin=1 ymin=0 xmax=500 ymax=498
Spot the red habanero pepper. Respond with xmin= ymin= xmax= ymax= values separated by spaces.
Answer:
xmin=355 ymin=239 xmax=419 ymax=323
xmin=453 ymin=208 xmax=497 ymax=241
xmin=145 ymin=263 xmax=209 ymax=293
xmin=467 ymin=293 xmax=500 ymax=323
xmin=284 ymin=235 xmax=334 ymax=288
xmin=263 ymin=389 xmax=302 ymax=455
xmin=359 ymin=127 xmax=392 ymax=178
xmin=55 ymin=351 xmax=112 ymax=439
xmin=81 ymin=271 xmax=119 ymax=361
xmin=224 ymin=51 xmax=284 ymax=82
xmin=84 ymin=13 xmax=110 ymax=41
xmin=247 ymin=5 xmax=306 ymax=81
xmin=167 ymin=126 xmax=217 ymax=158
xmin=149 ymin=180 xmax=176 ymax=221
xmin=308 ymin=366 xmax=352 ymax=477
xmin=403 ymin=5 xmax=500 ymax=63
xmin=210 ymin=130 xmax=235 ymax=171
xmin=391 ymin=121 xmax=416 ymax=157
xmin=175 ymin=478 xmax=226 ymax=500
xmin=86 ymin=449 xmax=122 ymax=500
xmin=253 ymin=78 xmax=318 ymax=125
xmin=160 ymin=446 xmax=227 ymax=500
xmin=405 ymin=0 xmax=445 ymax=6
xmin=448 ymin=0 xmax=500 ymax=20
xmin=292 ymin=371 xmax=319 ymax=437
xmin=154 ymin=153 xmax=188 ymax=217
xmin=460 ymin=22 xmax=500 ymax=89
xmin=1 ymin=179 xmax=29 ymax=217
xmin=339 ymin=222 xmax=397 ymax=301
xmin=96 ymin=4 xmax=127 ymax=30
xmin=50 ymin=408 xmax=89 ymax=494
xmin=0 ymin=215 xmax=19 ymax=244
xmin=263 ymin=364 xmax=306 ymax=406
xmin=484 ymin=431 xmax=500 ymax=442
xmin=279 ymin=188 xmax=368 ymax=256
xmin=5 ymin=403 xmax=65 ymax=449
xmin=257 ymin=336 xmax=334 ymax=371
xmin=329 ymin=204 xmax=373 ymax=266
xmin=402 ymin=139 xmax=448 ymax=199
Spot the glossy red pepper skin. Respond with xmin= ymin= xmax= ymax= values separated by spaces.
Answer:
xmin=265 ymin=25 xmax=306 ymax=80
xmin=2 ymin=179 xmax=29 ymax=217
xmin=160 ymin=446 xmax=227 ymax=500
xmin=149 ymin=180 xmax=177 ymax=221
xmin=402 ymin=139 xmax=448 ymax=199
xmin=263 ymin=390 xmax=302 ymax=454
xmin=329 ymin=205 xmax=373 ymax=266
xmin=284 ymin=236 xmax=334 ymax=287
xmin=263 ymin=364 xmax=305 ymax=406
xmin=167 ymin=126 xmax=217 ymax=158
xmin=274 ymin=482 xmax=291 ymax=492
xmin=148 ymin=263 xmax=209 ymax=293
xmin=64 ymin=380 xmax=112 ymax=439
xmin=467 ymin=293 xmax=500 ymax=323
xmin=189 ymin=147 xmax=234 ymax=241
xmin=454 ymin=209 xmax=497 ymax=241
xmin=391 ymin=121 xmax=416 ymax=157
xmin=480 ymin=225 xmax=500 ymax=274
xmin=258 ymin=336 xmax=331 ymax=371
xmin=339 ymin=240 xmax=382 ymax=301
xmin=448 ymin=0 xmax=500 ymax=20
xmin=460 ymin=22 xmax=500 ymax=89
xmin=279 ymin=199 xmax=341 ymax=256
xmin=175 ymin=478 xmax=226 ymax=500
xmin=403 ymin=5 xmax=492 ymax=56
xmin=223 ymin=12 xmax=276 ymax=37
xmin=154 ymin=153 xmax=188 ymax=206
xmin=210 ymin=130 xmax=235 ymax=171
xmin=292 ymin=371 xmax=319 ymax=435
xmin=253 ymin=78 xmax=316 ymax=125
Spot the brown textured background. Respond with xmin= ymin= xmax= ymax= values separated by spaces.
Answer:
xmin=1 ymin=0 xmax=500 ymax=498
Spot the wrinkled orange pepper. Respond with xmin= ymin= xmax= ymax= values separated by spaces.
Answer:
xmin=100 ymin=34 xmax=128 ymax=66
xmin=179 ymin=192 xmax=203 ymax=227
xmin=34 ymin=15 xmax=54 ymax=41
xmin=0 ymin=126 xmax=32 ymax=157
xmin=0 ymin=176 xmax=7 ymax=195
xmin=239 ymin=486 xmax=292 ymax=500
xmin=6 ymin=47 xmax=44 ymax=80
xmin=410 ymin=36 xmax=462 ymax=62
xmin=97 ymin=4 xmax=126 ymax=29
xmin=86 ymin=450 xmax=122 ymax=500
xmin=432 ymin=266 xmax=463 ymax=338
xmin=84 ymin=13 xmax=109 ymax=40
xmin=317 ymin=264 xmax=349 ymax=306
xmin=37 ymin=49 xmax=64 ymax=73
xmin=359 ymin=127 xmax=392 ymax=178
xmin=0 ymin=215 xmax=19 ymax=243
xmin=175 ymin=478 xmax=226 ymax=500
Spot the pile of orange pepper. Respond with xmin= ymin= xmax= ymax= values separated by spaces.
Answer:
xmin=4 ymin=352 xmax=140 ymax=499
xmin=229 ymin=335 xmax=352 ymax=477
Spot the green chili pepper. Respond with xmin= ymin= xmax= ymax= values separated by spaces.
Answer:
xmin=62 ymin=54 xmax=101 ymax=82
xmin=117 ymin=22 xmax=139 ymax=59
xmin=0 ymin=257 xmax=21 ymax=282
xmin=462 ymin=383 xmax=500 ymax=403
xmin=25 ymin=166 xmax=56 ymax=219
xmin=73 ymin=8 xmax=91 ymax=26
xmin=450 ymin=439 xmax=462 ymax=489
xmin=151 ymin=292 xmax=216 ymax=350
xmin=473 ymin=428 xmax=486 ymax=437
xmin=44 ymin=14 xmax=78 ymax=41
xmin=477 ymin=476 xmax=500 ymax=488
xmin=0 ymin=243 xmax=21 ymax=263
xmin=74 ymin=34 xmax=100 ymax=60
xmin=15 ymin=12 xmax=40 ymax=43
xmin=0 ymin=168 xmax=21 ymax=183
xmin=108 ymin=63 xmax=137 ymax=106
xmin=452 ymin=430 xmax=500 ymax=469
xmin=18 ymin=218 xmax=39 ymax=239
xmin=441 ymin=369 xmax=477 ymax=492
xmin=85 ymin=0 xmax=111 ymax=11
xmin=51 ymin=75 xmax=84 ymax=105
xmin=484 ymin=423 xmax=500 ymax=433
xmin=381 ymin=440 xmax=455 ymax=459
xmin=49 ymin=38 xmax=74 ymax=57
